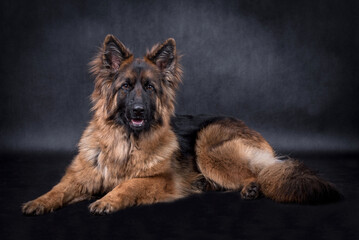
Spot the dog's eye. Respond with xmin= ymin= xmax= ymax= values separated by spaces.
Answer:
xmin=121 ymin=83 xmax=130 ymax=90
xmin=145 ymin=84 xmax=155 ymax=91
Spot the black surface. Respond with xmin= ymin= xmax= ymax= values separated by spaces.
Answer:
xmin=1 ymin=152 xmax=358 ymax=239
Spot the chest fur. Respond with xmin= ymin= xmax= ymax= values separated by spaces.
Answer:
xmin=94 ymin=128 xmax=179 ymax=189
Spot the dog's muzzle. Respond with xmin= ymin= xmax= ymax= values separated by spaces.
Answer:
xmin=129 ymin=103 xmax=145 ymax=128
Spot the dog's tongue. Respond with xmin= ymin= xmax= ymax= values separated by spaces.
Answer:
xmin=131 ymin=119 xmax=144 ymax=126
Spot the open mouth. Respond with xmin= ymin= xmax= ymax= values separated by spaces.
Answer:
xmin=130 ymin=119 xmax=145 ymax=127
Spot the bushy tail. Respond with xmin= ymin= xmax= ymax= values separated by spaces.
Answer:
xmin=257 ymin=159 xmax=342 ymax=204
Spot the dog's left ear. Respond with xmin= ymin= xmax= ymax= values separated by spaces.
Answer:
xmin=146 ymin=38 xmax=182 ymax=88
xmin=146 ymin=38 xmax=178 ymax=71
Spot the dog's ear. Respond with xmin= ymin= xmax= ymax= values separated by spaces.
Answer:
xmin=146 ymin=38 xmax=182 ymax=89
xmin=146 ymin=38 xmax=177 ymax=72
xmin=102 ymin=34 xmax=132 ymax=71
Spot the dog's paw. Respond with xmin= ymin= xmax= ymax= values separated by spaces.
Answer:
xmin=240 ymin=182 xmax=260 ymax=200
xmin=22 ymin=200 xmax=52 ymax=215
xmin=89 ymin=199 xmax=117 ymax=215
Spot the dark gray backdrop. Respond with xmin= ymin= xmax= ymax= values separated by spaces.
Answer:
xmin=0 ymin=0 xmax=358 ymax=153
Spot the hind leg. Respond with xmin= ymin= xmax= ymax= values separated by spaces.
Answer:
xmin=240 ymin=179 xmax=260 ymax=200
xmin=195 ymin=119 xmax=274 ymax=198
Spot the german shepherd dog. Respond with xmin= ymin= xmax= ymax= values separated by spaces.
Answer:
xmin=22 ymin=35 xmax=341 ymax=215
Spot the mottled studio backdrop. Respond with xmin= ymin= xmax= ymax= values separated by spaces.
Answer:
xmin=0 ymin=0 xmax=358 ymax=152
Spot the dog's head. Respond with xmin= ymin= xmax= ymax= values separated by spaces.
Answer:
xmin=90 ymin=35 xmax=182 ymax=134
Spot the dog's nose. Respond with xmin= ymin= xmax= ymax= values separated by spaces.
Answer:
xmin=132 ymin=104 xmax=144 ymax=116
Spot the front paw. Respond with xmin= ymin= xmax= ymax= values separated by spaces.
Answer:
xmin=89 ymin=199 xmax=117 ymax=215
xmin=22 ymin=199 xmax=52 ymax=215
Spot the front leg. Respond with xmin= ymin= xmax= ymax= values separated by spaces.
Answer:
xmin=22 ymin=155 xmax=98 ymax=215
xmin=89 ymin=173 xmax=180 ymax=214
xmin=22 ymin=180 xmax=90 ymax=215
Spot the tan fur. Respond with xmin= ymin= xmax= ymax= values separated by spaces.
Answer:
xmin=22 ymin=35 xmax=340 ymax=215
xmin=22 ymin=35 xmax=187 ymax=215
xmin=257 ymin=160 xmax=341 ymax=203
xmin=22 ymin=117 xmax=187 ymax=214
xmin=195 ymin=119 xmax=274 ymax=191
xmin=195 ymin=119 xmax=340 ymax=203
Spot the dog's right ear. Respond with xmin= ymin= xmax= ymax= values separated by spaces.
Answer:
xmin=102 ymin=34 xmax=132 ymax=71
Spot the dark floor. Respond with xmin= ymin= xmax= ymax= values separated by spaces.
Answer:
xmin=1 ymin=151 xmax=358 ymax=240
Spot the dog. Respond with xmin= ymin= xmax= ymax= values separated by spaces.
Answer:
xmin=22 ymin=35 xmax=341 ymax=215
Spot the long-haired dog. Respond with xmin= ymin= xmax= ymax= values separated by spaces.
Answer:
xmin=22 ymin=35 xmax=341 ymax=215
